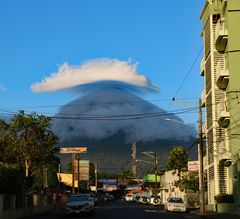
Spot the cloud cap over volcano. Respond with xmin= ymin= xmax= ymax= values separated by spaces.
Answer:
xmin=31 ymin=59 xmax=158 ymax=93
xmin=52 ymin=87 xmax=197 ymax=143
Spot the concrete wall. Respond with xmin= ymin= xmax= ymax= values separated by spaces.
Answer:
xmin=0 ymin=194 xmax=53 ymax=219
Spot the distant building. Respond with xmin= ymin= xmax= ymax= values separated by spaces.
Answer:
xmin=200 ymin=0 xmax=240 ymax=211
xmin=159 ymin=170 xmax=185 ymax=204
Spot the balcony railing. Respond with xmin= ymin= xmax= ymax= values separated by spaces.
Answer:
xmin=216 ymin=59 xmax=229 ymax=90
xmin=200 ymin=58 xmax=205 ymax=76
xmin=201 ymin=89 xmax=206 ymax=107
xmin=215 ymin=19 xmax=228 ymax=52
xmin=218 ymin=142 xmax=231 ymax=162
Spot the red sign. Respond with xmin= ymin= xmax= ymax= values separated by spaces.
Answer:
xmin=60 ymin=147 xmax=87 ymax=154
xmin=188 ymin=161 xmax=199 ymax=172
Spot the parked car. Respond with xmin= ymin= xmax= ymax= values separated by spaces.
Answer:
xmin=125 ymin=194 xmax=134 ymax=202
xmin=165 ymin=197 xmax=187 ymax=212
xmin=133 ymin=194 xmax=141 ymax=202
xmin=89 ymin=192 xmax=98 ymax=205
xmin=149 ymin=195 xmax=161 ymax=206
xmin=104 ymin=193 xmax=114 ymax=202
xmin=138 ymin=195 xmax=150 ymax=204
xmin=64 ymin=194 xmax=95 ymax=216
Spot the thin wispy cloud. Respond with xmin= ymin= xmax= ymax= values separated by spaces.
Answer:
xmin=31 ymin=59 xmax=158 ymax=93
xmin=0 ymin=84 xmax=6 ymax=92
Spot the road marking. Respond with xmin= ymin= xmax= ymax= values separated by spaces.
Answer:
xmin=144 ymin=209 xmax=159 ymax=213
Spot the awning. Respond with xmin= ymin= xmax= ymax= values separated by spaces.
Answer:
xmin=142 ymin=174 xmax=160 ymax=182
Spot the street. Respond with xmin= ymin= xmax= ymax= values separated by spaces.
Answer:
xmin=26 ymin=200 xmax=240 ymax=219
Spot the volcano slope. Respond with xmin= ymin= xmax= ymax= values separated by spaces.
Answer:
xmin=53 ymin=87 xmax=197 ymax=175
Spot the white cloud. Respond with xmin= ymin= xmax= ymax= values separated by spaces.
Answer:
xmin=0 ymin=84 xmax=6 ymax=92
xmin=31 ymin=59 xmax=157 ymax=93
xmin=52 ymin=88 xmax=196 ymax=142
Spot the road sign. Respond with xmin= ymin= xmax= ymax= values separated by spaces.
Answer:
xmin=60 ymin=147 xmax=87 ymax=154
xmin=73 ymin=160 xmax=90 ymax=180
xmin=188 ymin=160 xmax=199 ymax=172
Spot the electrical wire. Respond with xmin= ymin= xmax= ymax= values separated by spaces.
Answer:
xmin=167 ymin=46 xmax=204 ymax=111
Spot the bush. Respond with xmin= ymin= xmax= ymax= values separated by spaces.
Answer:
xmin=214 ymin=194 xmax=234 ymax=203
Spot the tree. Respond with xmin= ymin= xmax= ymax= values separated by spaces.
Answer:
xmin=166 ymin=146 xmax=188 ymax=178
xmin=117 ymin=170 xmax=133 ymax=183
xmin=174 ymin=172 xmax=199 ymax=191
xmin=9 ymin=111 xmax=59 ymax=192
xmin=0 ymin=119 xmax=15 ymax=163
xmin=0 ymin=163 xmax=23 ymax=194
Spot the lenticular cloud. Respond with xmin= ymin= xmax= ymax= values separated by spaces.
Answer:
xmin=31 ymin=59 xmax=158 ymax=93
xmin=31 ymin=58 xmax=196 ymax=146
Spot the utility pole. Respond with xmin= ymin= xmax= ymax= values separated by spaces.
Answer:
xmin=154 ymin=152 xmax=158 ymax=189
xmin=72 ymin=153 xmax=75 ymax=194
xmin=77 ymin=154 xmax=80 ymax=193
xmin=95 ymin=162 xmax=98 ymax=192
xmin=141 ymin=151 xmax=158 ymax=189
xmin=199 ymin=99 xmax=205 ymax=215
xmin=132 ymin=142 xmax=137 ymax=177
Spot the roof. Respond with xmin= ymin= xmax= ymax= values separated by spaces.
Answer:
xmin=142 ymin=174 xmax=160 ymax=182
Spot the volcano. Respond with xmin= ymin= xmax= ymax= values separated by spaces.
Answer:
xmin=53 ymin=87 xmax=197 ymax=174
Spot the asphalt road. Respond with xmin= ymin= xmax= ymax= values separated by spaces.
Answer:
xmin=26 ymin=200 xmax=240 ymax=219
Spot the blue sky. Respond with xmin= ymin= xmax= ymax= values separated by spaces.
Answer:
xmin=0 ymin=0 xmax=205 ymax=125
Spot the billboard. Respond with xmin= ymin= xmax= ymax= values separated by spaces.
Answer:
xmin=188 ymin=160 xmax=199 ymax=172
xmin=57 ymin=173 xmax=72 ymax=186
xmin=60 ymin=147 xmax=87 ymax=154
xmin=73 ymin=160 xmax=90 ymax=180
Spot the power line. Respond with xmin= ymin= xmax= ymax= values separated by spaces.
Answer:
xmin=173 ymin=46 xmax=203 ymax=99
xmin=0 ymin=97 xmax=201 ymax=110
xmin=167 ymin=46 xmax=203 ymax=111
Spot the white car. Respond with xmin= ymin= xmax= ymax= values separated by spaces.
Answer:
xmin=138 ymin=196 xmax=150 ymax=204
xmin=64 ymin=194 xmax=95 ymax=216
xmin=125 ymin=194 xmax=134 ymax=202
xmin=165 ymin=197 xmax=187 ymax=212
xmin=149 ymin=195 xmax=161 ymax=206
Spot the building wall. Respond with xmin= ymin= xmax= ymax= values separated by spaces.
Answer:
xmin=160 ymin=170 xmax=184 ymax=204
xmin=225 ymin=0 xmax=240 ymax=209
xmin=200 ymin=0 xmax=240 ymax=209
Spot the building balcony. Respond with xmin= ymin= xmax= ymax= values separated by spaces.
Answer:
xmin=218 ymin=110 xmax=230 ymax=128
xmin=216 ymin=68 xmax=229 ymax=90
xmin=200 ymin=58 xmax=205 ymax=76
xmin=219 ymin=146 xmax=232 ymax=167
xmin=202 ymin=122 xmax=206 ymax=139
xmin=201 ymin=89 xmax=206 ymax=107
xmin=215 ymin=19 xmax=228 ymax=52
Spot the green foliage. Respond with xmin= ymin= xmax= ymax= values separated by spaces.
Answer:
xmin=0 ymin=120 xmax=16 ymax=163
xmin=65 ymin=162 xmax=73 ymax=173
xmin=167 ymin=146 xmax=188 ymax=177
xmin=0 ymin=164 xmax=24 ymax=194
xmin=89 ymin=163 xmax=96 ymax=186
xmin=214 ymin=194 xmax=234 ymax=203
xmin=98 ymin=172 xmax=118 ymax=179
xmin=0 ymin=111 xmax=59 ymax=193
xmin=174 ymin=172 xmax=199 ymax=191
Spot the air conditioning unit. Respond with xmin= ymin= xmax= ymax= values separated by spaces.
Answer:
xmin=218 ymin=110 xmax=230 ymax=128
xmin=215 ymin=19 xmax=228 ymax=52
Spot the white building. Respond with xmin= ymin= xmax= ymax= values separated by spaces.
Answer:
xmin=159 ymin=170 xmax=186 ymax=204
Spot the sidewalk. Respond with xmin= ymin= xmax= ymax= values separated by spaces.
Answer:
xmin=192 ymin=209 xmax=240 ymax=218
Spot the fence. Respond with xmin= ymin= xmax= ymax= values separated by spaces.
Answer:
xmin=0 ymin=194 xmax=53 ymax=219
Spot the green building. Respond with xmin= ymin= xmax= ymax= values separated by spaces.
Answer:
xmin=200 ymin=0 xmax=240 ymax=212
